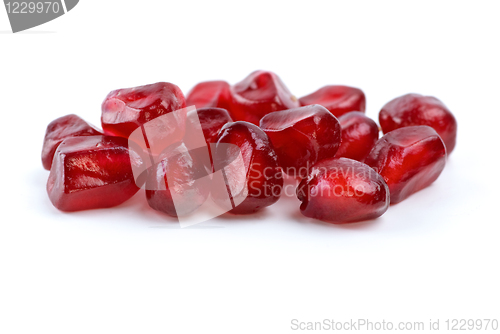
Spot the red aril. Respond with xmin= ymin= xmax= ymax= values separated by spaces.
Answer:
xmin=214 ymin=121 xmax=283 ymax=214
xmin=145 ymin=143 xmax=211 ymax=217
xmin=334 ymin=111 xmax=379 ymax=161
xmin=186 ymin=107 xmax=233 ymax=171
xmin=101 ymin=82 xmax=186 ymax=138
xmin=297 ymin=158 xmax=390 ymax=223
xmin=192 ymin=107 xmax=233 ymax=146
xmin=299 ymin=85 xmax=366 ymax=118
xmin=259 ymin=104 xmax=341 ymax=177
xmin=186 ymin=81 xmax=231 ymax=110
xmin=47 ymin=136 xmax=142 ymax=212
xmin=42 ymin=114 xmax=102 ymax=170
xmin=379 ymin=93 xmax=457 ymax=153
xmin=364 ymin=125 xmax=446 ymax=204
xmin=228 ymin=70 xmax=300 ymax=125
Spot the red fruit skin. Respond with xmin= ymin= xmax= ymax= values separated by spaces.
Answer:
xmin=299 ymin=85 xmax=366 ymax=118
xmin=364 ymin=125 xmax=447 ymax=204
xmin=334 ymin=111 xmax=379 ymax=161
xmin=259 ymin=105 xmax=341 ymax=177
xmin=42 ymin=114 xmax=103 ymax=170
xmin=228 ymin=70 xmax=300 ymax=125
xmin=296 ymin=158 xmax=390 ymax=223
xmin=186 ymin=81 xmax=231 ymax=110
xmin=47 ymin=136 xmax=142 ymax=212
xmin=145 ymin=143 xmax=211 ymax=217
xmin=214 ymin=121 xmax=283 ymax=214
xmin=379 ymin=93 xmax=457 ymax=153
xmin=101 ymin=82 xmax=186 ymax=138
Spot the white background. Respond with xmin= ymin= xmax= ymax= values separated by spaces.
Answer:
xmin=1 ymin=1 xmax=499 ymax=333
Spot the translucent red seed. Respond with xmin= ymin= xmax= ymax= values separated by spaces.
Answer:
xmin=101 ymin=82 xmax=186 ymax=138
xmin=299 ymin=85 xmax=366 ymax=118
xmin=192 ymin=107 xmax=233 ymax=146
xmin=297 ymin=158 xmax=390 ymax=223
xmin=228 ymin=70 xmax=300 ymax=125
xmin=42 ymin=114 xmax=102 ymax=170
xmin=379 ymin=93 xmax=457 ymax=153
xmin=186 ymin=107 xmax=233 ymax=170
xmin=259 ymin=104 xmax=342 ymax=177
xmin=186 ymin=81 xmax=231 ymax=110
xmin=364 ymin=125 xmax=447 ymax=204
xmin=145 ymin=143 xmax=211 ymax=217
xmin=334 ymin=111 xmax=379 ymax=161
xmin=214 ymin=121 xmax=283 ymax=214
xmin=47 ymin=135 xmax=142 ymax=212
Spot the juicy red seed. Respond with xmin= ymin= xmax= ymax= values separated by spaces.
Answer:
xmin=42 ymin=114 xmax=102 ymax=170
xmin=101 ymin=82 xmax=186 ymax=138
xmin=186 ymin=81 xmax=231 ymax=110
xmin=228 ymin=70 xmax=300 ymax=125
xmin=214 ymin=121 xmax=283 ymax=214
xmin=259 ymin=104 xmax=341 ymax=177
xmin=364 ymin=125 xmax=447 ymax=204
xmin=194 ymin=107 xmax=233 ymax=145
xmin=186 ymin=107 xmax=233 ymax=171
xmin=334 ymin=111 xmax=379 ymax=161
xmin=298 ymin=85 xmax=366 ymax=118
xmin=297 ymin=158 xmax=390 ymax=223
xmin=379 ymin=93 xmax=457 ymax=153
xmin=145 ymin=143 xmax=211 ymax=217
xmin=47 ymin=135 xmax=141 ymax=212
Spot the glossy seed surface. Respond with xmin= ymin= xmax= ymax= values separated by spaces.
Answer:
xmin=297 ymin=158 xmax=390 ymax=223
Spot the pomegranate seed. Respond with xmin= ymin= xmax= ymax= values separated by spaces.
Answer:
xmin=334 ymin=111 xmax=379 ymax=161
xmin=379 ymin=93 xmax=457 ymax=153
xmin=228 ymin=70 xmax=300 ymax=125
xmin=192 ymin=107 xmax=233 ymax=146
xmin=101 ymin=82 xmax=186 ymax=138
xmin=186 ymin=80 xmax=231 ymax=110
xmin=145 ymin=143 xmax=211 ymax=217
xmin=47 ymin=136 xmax=142 ymax=212
xmin=297 ymin=158 xmax=390 ymax=223
xmin=185 ymin=107 xmax=233 ymax=171
xmin=299 ymin=85 xmax=366 ymax=118
xmin=364 ymin=125 xmax=446 ymax=204
xmin=214 ymin=121 xmax=283 ymax=214
xmin=42 ymin=114 xmax=102 ymax=170
xmin=259 ymin=104 xmax=341 ymax=177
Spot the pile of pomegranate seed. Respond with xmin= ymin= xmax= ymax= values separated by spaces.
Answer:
xmin=42 ymin=70 xmax=457 ymax=224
